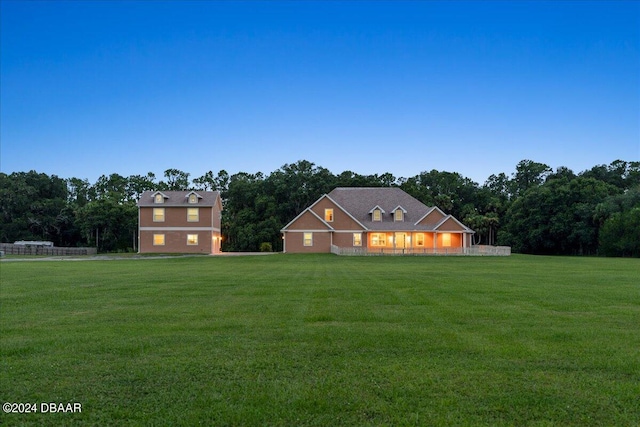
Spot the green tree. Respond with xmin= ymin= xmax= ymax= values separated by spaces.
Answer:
xmin=75 ymin=199 xmax=137 ymax=252
xmin=500 ymin=176 xmax=619 ymax=255
xmin=400 ymin=170 xmax=479 ymax=220
xmin=0 ymin=171 xmax=71 ymax=245
xmin=599 ymin=208 xmax=640 ymax=257
xmin=127 ymin=173 xmax=157 ymax=201
xmin=160 ymin=169 xmax=191 ymax=191
xmin=511 ymin=159 xmax=552 ymax=196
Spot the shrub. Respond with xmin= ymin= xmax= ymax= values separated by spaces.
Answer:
xmin=259 ymin=242 xmax=273 ymax=252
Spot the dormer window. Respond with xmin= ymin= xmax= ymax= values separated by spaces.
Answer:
xmin=392 ymin=206 xmax=407 ymax=222
xmin=188 ymin=194 xmax=198 ymax=204
xmin=369 ymin=205 xmax=385 ymax=222
xmin=154 ymin=194 xmax=164 ymax=204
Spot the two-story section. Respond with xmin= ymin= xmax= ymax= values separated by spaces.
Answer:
xmin=281 ymin=187 xmax=475 ymax=254
xmin=137 ymin=190 xmax=223 ymax=254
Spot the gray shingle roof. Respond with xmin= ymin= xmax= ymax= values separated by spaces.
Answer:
xmin=137 ymin=190 xmax=221 ymax=207
xmin=327 ymin=187 xmax=436 ymax=231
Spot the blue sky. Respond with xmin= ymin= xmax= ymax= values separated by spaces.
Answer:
xmin=1 ymin=1 xmax=638 ymax=185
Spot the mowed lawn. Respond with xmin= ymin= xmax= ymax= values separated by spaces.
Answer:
xmin=1 ymin=255 xmax=638 ymax=426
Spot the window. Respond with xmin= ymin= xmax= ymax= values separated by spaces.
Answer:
xmin=153 ymin=234 xmax=165 ymax=246
xmin=442 ymin=233 xmax=451 ymax=247
xmin=187 ymin=208 xmax=199 ymax=222
xmin=154 ymin=194 xmax=164 ymax=204
xmin=187 ymin=234 xmax=198 ymax=245
xmin=415 ymin=233 xmax=425 ymax=247
xmin=372 ymin=209 xmax=382 ymax=221
xmin=394 ymin=209 xmax=404 ymax=222
xmin=371 ymin=233 xmax=386 ymax=246
xmin=325 ymin=208 xmax=334 ymax=222
xmin=188 ymin=194 xmax=198 ymax=204
xmin=153 ymin=208 xmax=165 ymax=222
xmin=353 ymin=233 xmax=362 ymax=246
xmin=303 ymin=232 xmax=313 ymax=246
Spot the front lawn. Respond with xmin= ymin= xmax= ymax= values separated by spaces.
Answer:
xmin=1 ymin=254 xmax=638 ymax=425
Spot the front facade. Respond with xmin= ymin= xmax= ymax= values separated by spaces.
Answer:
xmin=281 ymin=187 xmax=475 ymax=254
xmin=137 ymin=190 xmax=223 ymax=254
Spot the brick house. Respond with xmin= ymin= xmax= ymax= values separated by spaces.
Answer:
xmin=281 ymin=187 xmax=475 ymax=254
xmin=137 ymin=190 xmax=223 ymax=254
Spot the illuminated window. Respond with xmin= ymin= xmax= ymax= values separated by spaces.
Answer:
xmin=153 ymin=234 xmax=165 ymax=246
xmin=372 ymin=209 xmax=382 ymax=221
xmin=303 ymin=233 xmax=313 ymax=246
xmin=415 ymin=233 xmax=425 ymax=247
xmin=394 ymin=210 xmax=404 ymax=222
xmin=442 ymin=233 xmax=451 ymax=247
xmin=154 ymin=194 xmax=164 ymax=204
xmin=187 ymin=234 xmax=198 ymax=245
xmin=325 ymin=208 xmax=334 ymax=222
xmin=153 ymin=208 xmax=165 ymax=222
xmin=187 ymin=208 xmax=199 ymax=222
xmin=371 ymin=233 xmax=386 ymax=246
xmin=353 ymin=233 xmax=362 ymax=246
xmin=188 ymin=194 xmax=198 ymax=204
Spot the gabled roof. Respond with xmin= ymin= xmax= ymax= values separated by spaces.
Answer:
xmin=282 ymin=187 xmax=474 ymax=233
xmin=151 ymin=191 xmax=169 ymax=199
xmin=414 ymin=206 xmax=447 ymax=226
xmin=185 ymin=190 xmax=204 ymax=200
xmin=281 ymin=201 xmax=335 ymax=231
xmin=327 ymin=187 xmax=435 ymax=231
xmin=433 ymin=215 xmax=474 ymax=232
xmin=137 ymin=190 xmax=221 ymax=207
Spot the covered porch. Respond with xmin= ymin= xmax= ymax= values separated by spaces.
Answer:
xmin=366 ymin=231 xmax=470 ymax=252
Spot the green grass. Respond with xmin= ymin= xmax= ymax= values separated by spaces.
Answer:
xmin=1 ymin=254 xmax=639 ymax=426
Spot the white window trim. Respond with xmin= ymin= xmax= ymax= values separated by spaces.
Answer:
xmin=353 ymin=233 xmax=362 ymax=247
xmin=303 ymin=232 xmax=313 ymax=247
xmin=187 ymin=207 xmax=199 ymax=222
xmin=187 ymin=234 xmax=199 ymax=245
xmin=325 ymin=208 xmax=334 ymax=222
xmin=153 ymin=234 xmax=165 ymax=246
xmin=153 ymin=208 xmax=165 ymax=222
xmin=371 ymin=233 xmax=386 ymax=246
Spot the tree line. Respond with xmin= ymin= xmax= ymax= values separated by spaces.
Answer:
xmin=1 ymin=159 xmax=638 ymax=256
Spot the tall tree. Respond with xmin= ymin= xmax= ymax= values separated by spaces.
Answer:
xmin=512 ymin=159 xmax=552 ymax=196
xmin=500 ymin=176 xmax=619 ymax=255
xmin=75 ymin=199 xmax=137 ymax=252
xmin=400 ymin=170 xmax=478 ymax=220
xmin=160 ymin=169 xmax=191 ymax=190
xmin=0 ymin=171 xmax=71 ymax=245
xmin=599 ymin=208 xmax=640 ymax=257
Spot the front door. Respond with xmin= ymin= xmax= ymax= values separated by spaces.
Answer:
xmin=395 ymin=232 xmax=407 ymax=249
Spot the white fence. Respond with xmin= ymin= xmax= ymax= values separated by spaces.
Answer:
xmin=331 ymin=245 xmax=511 ymax=256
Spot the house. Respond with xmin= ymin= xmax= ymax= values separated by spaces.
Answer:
xmin=137 ymin=190 xmax=223 ymax=254
xmin=281 ymin=187 xmax=475 ymax=254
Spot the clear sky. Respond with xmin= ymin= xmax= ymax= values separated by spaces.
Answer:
xmin=1 ymin=1 xmax=638 ymax=185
